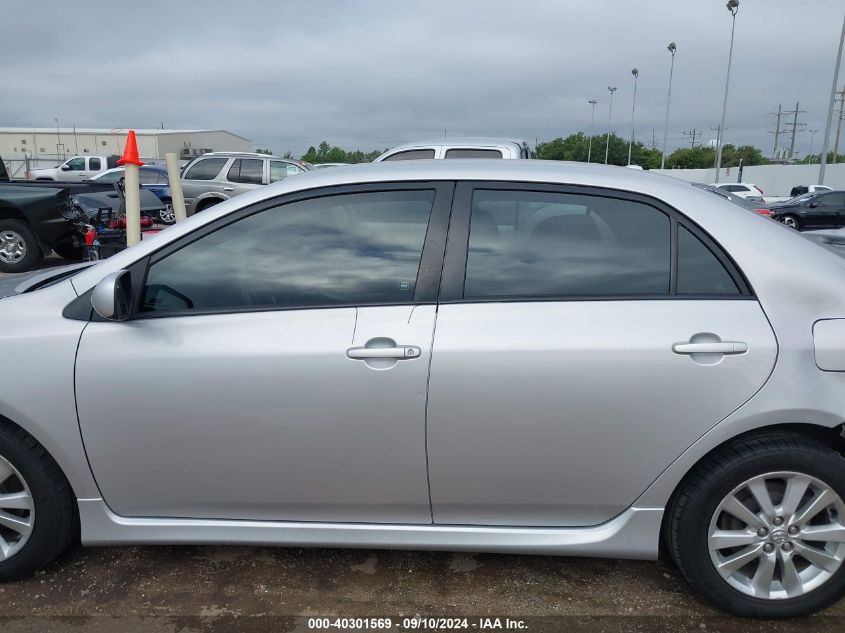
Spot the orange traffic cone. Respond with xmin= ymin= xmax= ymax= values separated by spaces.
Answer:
xmin=117 ymin=130 xmax=143 ymax=167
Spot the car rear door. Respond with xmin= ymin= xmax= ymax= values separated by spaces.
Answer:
xmin=426 ymin=182 xmax=777 ymax=527
xmin=75 ymin=182 xmax=452 ymax=523
xmin=223 ymin=158 xmax=265 ymax=197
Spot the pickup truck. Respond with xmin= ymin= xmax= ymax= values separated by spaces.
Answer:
xmin=29 ymin=155 xmax=119 ymax=181
xmin=764 ymin=185 xmax=834 ymax=205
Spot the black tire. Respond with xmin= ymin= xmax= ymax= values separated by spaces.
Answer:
xmin=195 ymin=198 xmax=221 ymax=214
xmin=0 ymin=421 xmax=77 ymax=581
xmin=52 ymin=241 xmax=83 ymax=261
xmin=669 ymin=433 xmax=845 ymax=617
xmin=0 ymin=219 xmax=42 ymax=273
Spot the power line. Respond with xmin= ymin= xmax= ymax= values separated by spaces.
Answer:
xmin=782 ymin=101 xmax=807 ymax=161
xmin=682 ymin=129 xmax=702 ymax=148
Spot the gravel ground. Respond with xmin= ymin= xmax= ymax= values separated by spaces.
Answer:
xmin=0 ymin=543 xmax=843 ymax=632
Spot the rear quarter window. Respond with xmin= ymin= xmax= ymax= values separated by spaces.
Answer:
xmin=184 ymin=158 xmax=228 ymax=180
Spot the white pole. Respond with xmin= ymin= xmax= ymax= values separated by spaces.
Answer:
xmin=605 ymin=87 xmax=616 ymax=165
xmin=587 ymin=99 xmax=597 ymax=163
xmin=661 ymin=43 xmax=676 ymax=169
xmin=715 ymin=2 xmax=739 ymax=183
xmin=124 ymin=163 xmax=141 ymax=246
xmin=627 ymin=69 xmax=639 ymax=165
xmin=165 ymin=152 xmax=187 ymax=222
xmin=819 ymin=13 xmax=845 ymax=185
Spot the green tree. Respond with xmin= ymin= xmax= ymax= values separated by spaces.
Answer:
xmin=666 ymin=146 xmax=717 ymax=169
xmin=255 ymin=148 xmax=273 ymax=155
xmin=300 ymin=141 xmax=386 ymax=164
xmin=720 ymin=144 xmax=768 ymax=167
xmin=536 ymin=132 xmax=660 ymax=168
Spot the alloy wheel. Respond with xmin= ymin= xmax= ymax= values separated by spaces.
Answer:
xmin=708 ymin=471 xmax=845 ymax=599
xmin=0 ymin=454 xmax=35 ymax=561
xmin=0 ymin=230 xmax=26 ymax=264
xmin=781 ymin=216 xmax=798 ymax=229
xmin=159 ymin=203 xmax=176 ymax=224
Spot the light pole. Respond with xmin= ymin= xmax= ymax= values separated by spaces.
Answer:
xmin=587 ymin=99 xmax=597 ymax=163
xmin=605 ymin=86 xmax=617 ymax=165
xmin=661 ymin=42 xmax=677 ymax=169
xmin=808 ymin=129 xmax=819 ymax=163
xmin=714 ymin=0 xmax=739 ymax=183
xmin=819 ymin=12 xmax=845 ymax=184
xmin=54 ymin=117 xmax=64 ymax=160
xmin=627 ymin=68 xmax=639 ymax=165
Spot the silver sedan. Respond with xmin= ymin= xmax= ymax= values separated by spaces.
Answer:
xmin=1 ymin=160 xmax=845 ymax=617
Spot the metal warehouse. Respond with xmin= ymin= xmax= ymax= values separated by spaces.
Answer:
xmin=0 ymin=127 xmax=252 ymax=163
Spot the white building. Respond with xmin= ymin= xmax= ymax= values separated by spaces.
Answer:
xmin=0 ymin=127 xmax=252 ymax=163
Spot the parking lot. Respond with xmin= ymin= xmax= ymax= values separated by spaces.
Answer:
xmin=0 ymin=542 xmax=840 ymax=632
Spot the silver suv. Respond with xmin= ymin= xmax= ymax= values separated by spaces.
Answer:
xmin=375 ymin=137 xmax=532 ymax=161
xmin=180 ymin=152 xmax=310 ymax=215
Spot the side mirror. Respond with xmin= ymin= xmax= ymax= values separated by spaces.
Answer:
xmin=60 ymin=164 xmax=71 ymax=171
xmin=809 ymin=201 xmax=820 ymax=208
xmin=91 ymin=270 xmax=132 ymax=320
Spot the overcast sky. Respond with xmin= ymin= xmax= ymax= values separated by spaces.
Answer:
xmin=2 ymin=0 xmax=844 ymax=158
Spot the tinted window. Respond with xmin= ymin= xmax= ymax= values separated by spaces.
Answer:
xmin=139 ymin=169 xmax=163 ymax=184
xmin=444 ymin=149 xmax=503 ymax=159
xmin=183 ymin=158 xmax=227 ymax=180
xmin=66 ymin=157 xmax=85 ymax=170
xmin=141 ymin=190 xmax=435 ymax=313
xmin=227 ymin=159 xmax=264 ymax=184
xmin=677 ymin=226 xmax=739 ymax=295
xmin=89 ymin=157 xmax=101 ymax=170
xmin=819 ymin=193 xmax=845 ymax=206
xmin=382 ymin=149 xmax=435 ymax=161
xmin=721 ymin=185 xmax=746 ymax=193
xmin=269 ymin=160 xmax=302 ymax=182
xmin=463 ymin=190 xmax=670 ymax=299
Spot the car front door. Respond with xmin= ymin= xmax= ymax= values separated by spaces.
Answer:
xmin=805 ymin=193 xmax=841 ymax=228
xmin=180 ymin=157 xmax=228 ymax=211
xmin=426 ymin=183 xmax=777 ymax=527
xmin=60 ymin=156 xmax=87 ymax=181
xmin=75 ymin=183 xmax=452 ymax=523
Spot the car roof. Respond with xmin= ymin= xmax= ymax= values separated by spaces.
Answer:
xmin=389 ymin=137 xmax=528 ymax=148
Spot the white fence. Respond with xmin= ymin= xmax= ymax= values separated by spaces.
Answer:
xmin=652 ymin=163 xmax=845 ymax=197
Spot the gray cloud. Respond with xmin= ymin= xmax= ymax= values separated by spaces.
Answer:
xmin=2 ymin=0 xmax=843 ymax=158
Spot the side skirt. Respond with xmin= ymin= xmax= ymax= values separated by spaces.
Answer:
xmin=78 ymin=500 xmax=662 ymax=560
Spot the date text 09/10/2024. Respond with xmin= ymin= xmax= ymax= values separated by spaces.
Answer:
xmin=307 ymin=617 xmax=528 ymax=630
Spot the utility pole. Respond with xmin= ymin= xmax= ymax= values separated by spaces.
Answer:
xmin=782 ymin=102 xmax=807 ymax=161
xmin=769 ymin=104 xmax=783 ymax=159
xmin=819 ymin=12 xmax=845 ymax=185
xmin=650 ymin=128 xmax=658 ymax=150
xmin=711 ymin=125 xmax=722 ymax=167
xmin=682 ymin=129 xmax=702 ymax=148
xmin=833 ymin=86 xmax=845 ymax=163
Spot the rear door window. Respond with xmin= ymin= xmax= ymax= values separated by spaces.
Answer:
xmin=444 ymin=149 xmax=504 ymax=159
xmin=382 ymin=149 xmax=436 ymax=161
xmin=226 ymin=159 xmax=264 ymax=184
xmin=88 ymin=157 xmax=101 ymax=171
xmin=183 ymin=158 xmax=227 ymax=180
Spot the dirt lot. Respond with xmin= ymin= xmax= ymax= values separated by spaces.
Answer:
xmin=0 ymin=543 xmax=843 ymax=632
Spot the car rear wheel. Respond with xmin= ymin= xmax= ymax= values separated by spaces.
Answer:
xmin=780 ymin=215 xmax=800 ymax=230
xmin=0 ymin=422 xmax=77 ymax=581
xmin=669 ymin=433 xmax=845 ymax=617
xmin=195 ymin=198 xmax=221 ymax=214
xmin=0 ymin=219 xmax=42 ymax=273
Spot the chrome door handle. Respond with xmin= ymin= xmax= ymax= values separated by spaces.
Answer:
xmin=347 ymin=346 xmax=421 ymax=360
xmin=672 ymin=342 xmax=748 ymax=355
xmin=223 ymin=187 xmax=234 ymax=191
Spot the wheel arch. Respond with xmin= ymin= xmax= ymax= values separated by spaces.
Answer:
xmin=658 ymin=421 xmax=845 ymax=560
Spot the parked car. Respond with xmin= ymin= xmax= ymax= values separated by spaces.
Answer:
xmin=769 ymin=190 xmax=845 ymax=230
xmin=0 ymin=183 xmax=78 ymax=272
xmin=692 ymin=183 xmax=771 ymax=216
xmin=375 ymin=137 xmax=532 ymax=161
xmin=70 ymin=184 xmax=167 ymax=229
xmin=28 ymin=155 xmax=119 ymax=182
xmin=791 ymin=185 xmax=833 ymax=197
xmin=179 ymin=152 xmax=310 ymax=215
xmin=88 ymin=166 xmax=175 ymax=224
xmin=3 ymin=161 xmax=845 ymax=617
xmin=710 ymin=182 xmax=764 ymax=200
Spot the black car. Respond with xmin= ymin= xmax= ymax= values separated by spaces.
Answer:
xmin=769 ymin=190 xmax=845 ymax=230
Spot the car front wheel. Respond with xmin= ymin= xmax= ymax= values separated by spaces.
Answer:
xmin=0 ymin=421 xmax=77 ymax=581
xmin=158 ymin=202 xmax=176 ymax=225
xmin=669 ymin=433 xmax=845 ymax=617
xmin=779 ymin=214 xmax=800 ymax=230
